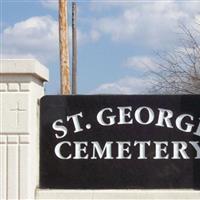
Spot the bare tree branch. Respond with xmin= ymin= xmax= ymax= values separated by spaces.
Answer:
xmin=150 ymin=23 xmax=200 ymax=94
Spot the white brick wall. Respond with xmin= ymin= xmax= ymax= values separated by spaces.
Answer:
xmin=0 ymin=83 xmax=30 ymax=92
xmin=0 ymin=59 xmax=48 ymax=200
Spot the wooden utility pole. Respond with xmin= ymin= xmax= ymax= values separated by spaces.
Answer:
xmin=72 ymin=2 xmax=77 ymax=94
xmin=59 ymin=0 xmax=70 ymax=95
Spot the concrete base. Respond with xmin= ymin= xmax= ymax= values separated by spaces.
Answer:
xmin=36 ymin=189 xmax=200 ymax=200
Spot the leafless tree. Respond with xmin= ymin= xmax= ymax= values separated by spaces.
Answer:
xmin=151 ymin=24 xmax=200 ymax=94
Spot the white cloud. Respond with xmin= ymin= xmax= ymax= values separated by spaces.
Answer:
xmin=92 ymin=76 xmax=152 ymax=94
xmin=40 ymin=0 xmax=58 ymax=10
xmin=2 ymin=16 xmax=59 ymax=64
xmin=92 ymin=10 xmax=139 ymax=42
xmin=89 ymin=1 xmax=130 ymax=12
xmin=37 ymin=1 xmax=200 ymax=49
xmin=1 ymin=15 xmax=91 ymax=64
xmin=124 ymin=56 xmax=157 ymax=71
xmin=89 ymin=1 xmax=200 ymax=49
xmin=89 ymin=29 xmax=101 ymax=42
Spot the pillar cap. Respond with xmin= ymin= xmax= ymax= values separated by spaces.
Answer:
xmin=0 ymin=59 xmax=49 ymax=81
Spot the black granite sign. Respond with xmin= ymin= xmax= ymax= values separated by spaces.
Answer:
xmin=40 ymin=95 xmax=200 ymax=189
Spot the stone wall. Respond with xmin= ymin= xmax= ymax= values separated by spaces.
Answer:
xmin=0 ymin=59 xmax=48 ymax=199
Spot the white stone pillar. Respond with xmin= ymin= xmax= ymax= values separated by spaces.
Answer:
xmin=0 ymin=59 xmax=49 ymax=200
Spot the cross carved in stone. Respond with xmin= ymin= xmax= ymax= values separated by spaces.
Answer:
xmin=10 ymin=101 xmax=26 ymax=127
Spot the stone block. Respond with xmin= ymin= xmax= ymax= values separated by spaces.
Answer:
xmin=20 ymin=83 xmax=30 ymax=92
xmin=0 ymin=135 xmax=7 ymax=144
xmin=20 ymin=135 xmax=29 ymax=144
xmin=8 ymin=83 xmax=20 ymax=91
xmin=1 ymin=93 xmax=29 ymax=134
xmin=0 ymin=83 xmax=7 ymax=91
xmin=7 ymin=135 xmax=18 ymax=144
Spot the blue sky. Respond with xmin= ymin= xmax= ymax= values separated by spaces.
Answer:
xmin=1 ymin=0 xmax=200 ymax=94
